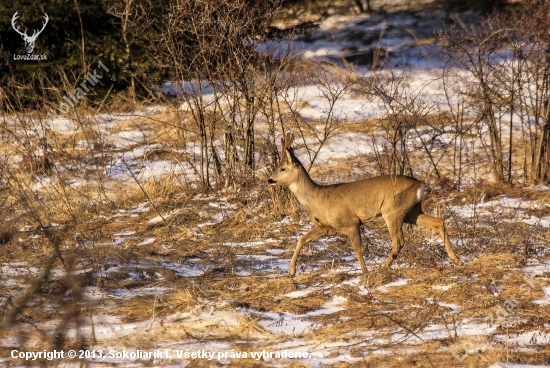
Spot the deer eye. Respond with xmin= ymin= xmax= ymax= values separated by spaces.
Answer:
xmin=280 ymin=168 xmax=286 ymax=172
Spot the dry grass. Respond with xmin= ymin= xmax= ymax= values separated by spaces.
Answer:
xmin=2 ymin=171 xmax=549 ymax=365
xmin=2 ymin=79 xmax=550 ymax=368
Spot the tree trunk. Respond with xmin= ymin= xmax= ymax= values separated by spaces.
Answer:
xmin=534 ymin=98 xmax=550 ymax=183
xmin=244 ymin=93 xmax=255 ymax=171
xmin=483 ymin=97 xmax=505 ymax=183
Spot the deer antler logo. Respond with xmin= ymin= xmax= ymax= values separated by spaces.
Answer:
xmin=11 ymin=10 xmax=49 ymax=54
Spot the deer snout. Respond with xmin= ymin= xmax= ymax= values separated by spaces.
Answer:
xmin=268 ymin=178 xmax=276 ymax=185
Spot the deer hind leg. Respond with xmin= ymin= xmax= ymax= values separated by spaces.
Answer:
xmin=342 ymin=225 xmax=368 ymax=277
xmin=382 ymin=215 xmax=405 ymax=269
xmin=290 ymin=226 xmax=331 ymax=277
xmin=404 ymin=205 xmax=462 ymax=266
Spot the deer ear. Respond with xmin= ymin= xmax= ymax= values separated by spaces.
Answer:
xmin=284 ymin=149 xmax=294 ymax=165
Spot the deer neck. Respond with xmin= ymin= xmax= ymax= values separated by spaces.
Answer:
xmin=288 ymin=166 xmax=319 ymax=203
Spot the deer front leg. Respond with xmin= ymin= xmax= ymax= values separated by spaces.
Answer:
xmin=342 ymin=225 xmax=368 ymax=281
xmin=290 ymin=226 xmax=330 ymax=277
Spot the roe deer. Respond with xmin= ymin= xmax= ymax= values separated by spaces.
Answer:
xmin=268 ymin=132 xmax=462 ymax=279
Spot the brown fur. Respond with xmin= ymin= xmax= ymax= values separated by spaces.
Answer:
xmin=268 ymin=133 xmax=462 ymax=279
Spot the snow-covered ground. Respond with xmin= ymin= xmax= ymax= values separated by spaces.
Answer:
xmin=1 ymin=1 xmax=550 ymax=367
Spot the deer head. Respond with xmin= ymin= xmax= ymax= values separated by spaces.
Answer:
xmin=268 ymin=132 xmax=302 ymax=188
xmin=12 ymin=11 xmax=49 ymax=54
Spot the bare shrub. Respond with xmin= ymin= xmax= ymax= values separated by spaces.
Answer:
xmin=357 ymin=68 xmax=444 ymax=179
xmin=279 ymin=62 xmax=355 ymax=171
xmin=440 ymin=0 xmax=550 ymax=185
xmin=147 ymin=0 xmax=288 ymax=191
